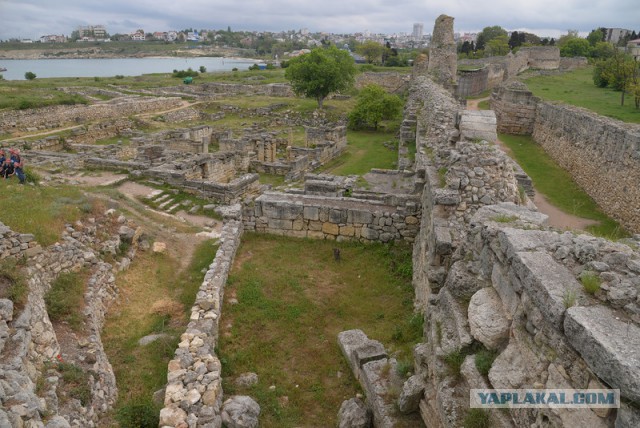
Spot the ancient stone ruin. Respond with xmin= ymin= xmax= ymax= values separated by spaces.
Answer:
xmin=0 ymin=13 xmax=639 ymax=428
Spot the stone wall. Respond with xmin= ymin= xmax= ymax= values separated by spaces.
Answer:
xmin=0 ymin=97 xmax=183 ymax=133
xmin=406 ymin=18 xmax=639 ymax=426
xmin=532 ymin=102 xmax=640 ymax=233
xmin=456 ymin=47 xmax=561 ymax=98
xmin=243 ymin=191 xmax=421 ymax=243
xmin=160 ymin=210 xmax=244 ymax=428
xmin=0 ymin=212 xmax=138 ymax=427
xmin=415 ymin=203 xmax=640 ymax=427
xmin=490 ymin=81 xmax=539 ymax=135
xmin=355 ymin=71 xmax=411 ymax=93
xmin=492 ymin=81 xmax=640 ymax=233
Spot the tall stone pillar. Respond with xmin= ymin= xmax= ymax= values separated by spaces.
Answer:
xmin=428 ymin=14 xmax=457 ymax=90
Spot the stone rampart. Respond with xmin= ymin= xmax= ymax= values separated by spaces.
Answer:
xmin=493 ymin=81 xmax=640 ymax=233
xmin=532 ymin=102 xmax=640 ymax=233
xmin=456 ymin=47 xmax=561 ymax=98
xmin=160 ymin=211 xmax=244 ymax=428
xmin=407 ymin=18 xmax=639 ymax=426
xmin=490 ymin=80 xmax=538 ymax=135
xmin=243 ymin=191 xmax=421 ymax=243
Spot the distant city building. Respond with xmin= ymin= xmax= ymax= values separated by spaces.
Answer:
xmin=186 ymin=31 xmax=200 ymax=42
xmin=412 ymin=23 xmax=424 ymax=41
xmin=628 ymin=38 xmax=640 ymax=60
xmin=131 ymin=30 xmax=145 ymax=41
xmin=78 ymin=25 xmax=107 ymax=40
xmin=604 ymin=28 xmax=631 ymax=44
xmin=39 ymin=34 xmax=66 ymax=43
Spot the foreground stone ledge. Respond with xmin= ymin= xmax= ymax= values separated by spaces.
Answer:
xmin=564 ymin=305 xmax=640 ymax=403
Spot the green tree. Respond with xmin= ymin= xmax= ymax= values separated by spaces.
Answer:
xmin=476 ymin=25 xmax=509 ymax=49
xmin=485 ymin=35 xmax=510 ymax=56
xmin=356 ymin=40 xmax=385 ymax=64
xmin=348 ymin=84 xmax=403 ymax=130
xmin=24 ymin=71 xmax=36 ymax=80
xmin=284 ymin=46 xmax=356 ymax=108
xmin=559 ymin=38 xmax=592 ymax=57
xmin=587 ymin=28 xmax=605 ymax=46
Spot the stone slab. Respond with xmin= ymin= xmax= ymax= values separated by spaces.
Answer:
xmin=564 ymin=305 xmax=640 ymax=403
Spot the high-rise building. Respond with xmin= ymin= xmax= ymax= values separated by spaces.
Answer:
xmin=412 ymin=23 xmax=424 ymax=41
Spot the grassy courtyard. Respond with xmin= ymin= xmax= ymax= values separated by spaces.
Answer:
xmin=522 ymin=66 xmax=640 ymax=124
xmin=219 ymin=233 xmax=421 ymax=427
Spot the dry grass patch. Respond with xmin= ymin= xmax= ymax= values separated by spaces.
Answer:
xmin=220 ymin=233 xmax=421 ymax=427
xmin=103 ymin=239 xmax=219 ymax=426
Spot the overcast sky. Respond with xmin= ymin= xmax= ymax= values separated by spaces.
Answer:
xmin=0 ymin=0 xmax=638 ymax=41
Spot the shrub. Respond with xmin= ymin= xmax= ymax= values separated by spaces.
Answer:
xmin=580 ymin=271 xmax=601 ymax=294
xmin=443 ymin=350 xmax=466 ymax=378
xmin=199 ymin=66 xmax=206 ymax=73
xmin=171 ymin=68 xmax=199 ymax=78
xmin=24 ymin=167 xmax=41 ymax=185
xmin=25 ymin=71 xmax=36 ymax=80
xmin=248 ymin=64 xmax=260 ymax=71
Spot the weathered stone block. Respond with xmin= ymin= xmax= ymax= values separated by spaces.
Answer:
xmin=468 ymin=287 xmax=510 ymax=350
xmin=322 ymin=222 xmax=340 ymax=236
xmin=512 ymin=251 xmax=583 ymax=330
xmin=564 ymin=305 xmax=640 ymax=403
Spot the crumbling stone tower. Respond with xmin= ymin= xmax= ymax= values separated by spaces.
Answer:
xmin=428 ymin=14 xmax=457 ymax=90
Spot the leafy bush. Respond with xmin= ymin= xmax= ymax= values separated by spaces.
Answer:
xmin=24 ymin=71 xmax=36 ymax=80
xmin=348 ymin=84 xmax=403 ymax=130
xmin=171 ymin=68 xmax=199 ymax=78
xmin=248 ymin=64 xmax=260 ymax=70
xmin=199 ymin=65 xmax=206 ymax=73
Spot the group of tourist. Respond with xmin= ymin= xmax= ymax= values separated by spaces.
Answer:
xmin=0 ymin=148 xmax=25 ymax=184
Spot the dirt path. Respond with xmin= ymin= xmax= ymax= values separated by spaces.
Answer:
xmin=466 ymin=97 xmax=598 ymax=231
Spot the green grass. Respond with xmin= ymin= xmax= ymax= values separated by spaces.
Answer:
xmin=477 ymin=99 xmax=490 ymax=110
xmin=45 ymin=270 xmax=88 ymax=331
xmin=475 ymin=348 xmax=498 ymax=376
xmin=522 ymin=66 xmax=640 ymax=124
xmin=580 ymin=271 xmax=602 ymax=294
xmin=219 ymin=234 xmax=420 ymax=427
xmin=318 ymin=131 xmax=398 ymax=176
xmin=103 ymin=239 xmax=219 ymax=425
xmin=0 ymin=258 xmax=28 ymax=309
xmin=499 ymin=133 xmax=627 ymax=239
xmin=463 ymin=408 xmax=491 ymax=428
xmin=0 ymin=179 xmax=96 ymax=245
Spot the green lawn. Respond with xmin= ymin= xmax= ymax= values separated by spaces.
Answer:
xmin=219 ymin=233 xmax=420 ymax=427
xmin=319 ymin=130 xmax=398 ymax=175
xmin=0 ymin=178 xmax=93 ymax=245
xmin=522 ymin=66 xmax=640 ymax=124
xmin=499 ymin=133 xmax=627 ymax=239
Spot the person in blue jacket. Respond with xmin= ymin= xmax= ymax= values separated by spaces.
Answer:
xmin=9 ymin=148 xmax=24 ymax=184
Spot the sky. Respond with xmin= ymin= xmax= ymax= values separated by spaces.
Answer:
xmin=0 ymin=0 xmax=638 ymax=41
